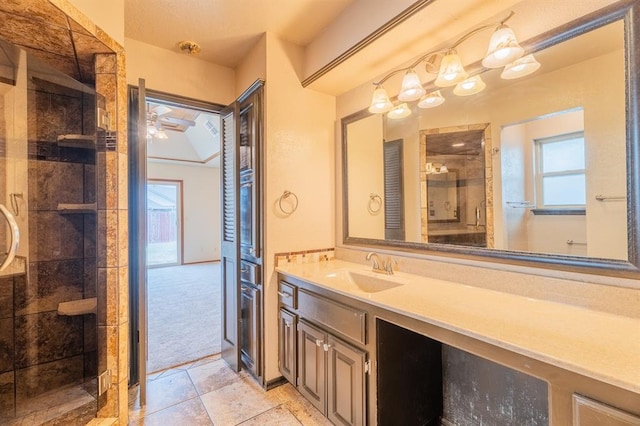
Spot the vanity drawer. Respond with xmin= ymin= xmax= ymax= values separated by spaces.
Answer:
xmin=278 ymin=280 xmax=298 ymax=309
xmin=298 ymin=288 xmax=366 ymax=345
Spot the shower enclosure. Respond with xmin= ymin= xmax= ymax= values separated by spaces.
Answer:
xmin=0 ymin=40 xmax=102 ymax=424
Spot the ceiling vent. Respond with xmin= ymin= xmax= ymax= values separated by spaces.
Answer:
xmin=205 ymin=120 xmax=219 ymax=136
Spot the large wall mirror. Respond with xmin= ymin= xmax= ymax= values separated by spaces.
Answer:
xmin=342 ymin=0 xmax=640 ymax=277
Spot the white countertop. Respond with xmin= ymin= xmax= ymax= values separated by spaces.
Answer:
xmin=276 ymin=259 xmax=640 ymax=394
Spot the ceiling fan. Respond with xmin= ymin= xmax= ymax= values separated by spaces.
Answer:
xmin=146 ymin=103 xmax=200 ymax=141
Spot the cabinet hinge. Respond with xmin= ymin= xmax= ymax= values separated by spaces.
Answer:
xmin=364 ymin=360 xmax=371 ymax=374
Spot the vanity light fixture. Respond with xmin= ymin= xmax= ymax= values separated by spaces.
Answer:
xmin=387 ymin=102 xmax=412 ymax=119
xmin=501 ymin=54 xmax=541 ymax=79
xmin=426 ymin=162 xmax=449 ymax=174
xmin=418 ymin=90 xmax=445 ymax=109
xmin=366 ymin=11 xmax=530 ymax=116
xmin=453 ymin=75 xmax=486 ymax=96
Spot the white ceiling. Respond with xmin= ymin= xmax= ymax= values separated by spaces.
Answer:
xmin=147 ymin=101 xmax=221 ymax=167
xmin=124 ymin=0 xmax=356 ymax=68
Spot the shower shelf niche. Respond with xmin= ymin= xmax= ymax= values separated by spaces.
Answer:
xmin=57 ymin=202 xmax=97 ymax=214
xmin=56 ymin=134 xmax=96 ymax=149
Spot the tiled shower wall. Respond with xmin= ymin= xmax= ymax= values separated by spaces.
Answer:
xmin=0 ymin=1 xmax=128 ymax=422
xmin=0 ymin=74 xmax=98 ymax=421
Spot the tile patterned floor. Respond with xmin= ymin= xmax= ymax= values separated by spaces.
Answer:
xmin=128 ymin=355 xmax=332 ymax=425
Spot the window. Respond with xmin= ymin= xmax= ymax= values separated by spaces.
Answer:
xmin=534 ymin=132 xmax=586 ymax=208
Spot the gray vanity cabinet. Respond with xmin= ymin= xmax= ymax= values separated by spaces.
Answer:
xmin=297 ymin=320 xmax=327 ymax=413
xmin=327 ymin=335 xmax=366 ymax=426
xmin=278 ymin=278 xmax=368 ymax=426
xmin=278 ymin=309 xmax=297 ymax=385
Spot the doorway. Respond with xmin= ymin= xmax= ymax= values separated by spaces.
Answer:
xmin=128 ymin=85 xmax=225 ymax=393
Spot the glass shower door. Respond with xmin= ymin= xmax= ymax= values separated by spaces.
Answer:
xmin=0 ymin=40 xmax=99 ymax=425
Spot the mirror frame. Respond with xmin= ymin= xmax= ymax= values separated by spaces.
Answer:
xmin=342 ymin=0 xmax=640 ymax=278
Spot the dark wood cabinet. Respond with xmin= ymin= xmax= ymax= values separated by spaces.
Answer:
xmin=240 ymin=283 xmax=260 ymax=377
xmin=238 ymin=86 xmax=261 ymax=262
xmin=278 ymin=309 xmax=297 ymax=385
xmin=297 ymin=320 xmax=327 ymax=413
xmin=279 ymin=279 xmax=367 ymax=426
xmin=327 ymin=335 xmax=367 ymax=426
xmin=222 ymin=80 xmax=264 ymax=380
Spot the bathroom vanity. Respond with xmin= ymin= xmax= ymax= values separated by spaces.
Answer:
xmin=276 ymin=260 xmax=640 ymax=425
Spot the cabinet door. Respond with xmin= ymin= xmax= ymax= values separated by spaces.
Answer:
xmin=327 ymin=335 xmax=366 ymax=426
xmin=573 ymin=395 xmax=640 ymax=425
xmin=240 ymin=284 xmax=260 ymax=376
xmin=278 ymin=309 xmax=297 ymax=385
xmin=297 ymin=320 xmax=327 ymax=414
xmin=237 ymin=81 xmax=263 ymax=261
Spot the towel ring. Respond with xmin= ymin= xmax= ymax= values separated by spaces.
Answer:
xmin=368 ymin=193 xmax=382 ymax=214
xmin=278 ymin=190 xmax=298 ymax=215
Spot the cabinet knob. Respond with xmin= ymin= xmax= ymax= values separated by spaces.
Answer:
xmin=278 ymin=291 xmax=291 ymax=298
xmin=284 ymin=321 xmax=291 ymax=328
xmin=323 ymin=343 xmax=332 ymax=352
xmin=315 ymin=339 xmax=323 ymax=346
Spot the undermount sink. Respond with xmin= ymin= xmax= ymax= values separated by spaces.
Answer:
xmin=324 ymin=269 xmax=404 ymax=293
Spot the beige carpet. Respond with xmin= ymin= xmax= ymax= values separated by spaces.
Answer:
xmin=147 ymin=262 xmax=221 ymax=373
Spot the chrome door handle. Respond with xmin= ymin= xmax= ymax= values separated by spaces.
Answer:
xmin=0 ymin=204 xmax=19 ymax=271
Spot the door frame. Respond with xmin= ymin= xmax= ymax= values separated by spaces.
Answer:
xmin=146 ymin=179 xmax=184 ymax=268
xmin=128 ymin=86 xmax=224 ymax=397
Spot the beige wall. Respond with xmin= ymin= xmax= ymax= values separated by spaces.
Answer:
xmin=66 ymin=0 xmax=125 ymax=46
xmin=125 ymin=38 xmax=235 ymax=106
xmin=346 ymin=114 xmax=384 ymax=239
xmin=262 ymin=33 xmax=336 ymax=381
xmin=236 ymin=35 xmax=267 ymax=97
xmin=147 ymin=162 xmax=221 ymax=263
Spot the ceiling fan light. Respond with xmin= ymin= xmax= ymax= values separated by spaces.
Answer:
xmin=417 ymin=90 xmax=445 ymax=109
xmin=154 ymin=128 xmax=169 ymax=140
xmin=453 ymin=75 xmax=486 ymax=96
xmin=435 ymin=50 xmax=468 ymax=87
xmin=387 ymin=103 xmax=412 ymax=119
xmin=501 ymin=54 xmax=541 ymax=79
xmin=482 ymin=25 xmax=524 ymax=68
xmin=398 ymin=69 xmax=426 ymax=101
xmin=368 ymin=85 xmax=393 ymax=113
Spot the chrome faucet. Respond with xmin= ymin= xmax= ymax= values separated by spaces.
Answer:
xmin=366 ymin=252 xmax=396 ymax=275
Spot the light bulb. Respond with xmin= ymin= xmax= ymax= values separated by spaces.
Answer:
xmin=482 ymin=25 xmax=524 ymax=68
xmin=398 ymin=69 xmax=426 ymax=102
xmin=417 ymin=90 xmax=445 ymax=109
xmin=387 ymin=103 xmax=412 ymax=119
xmin=453 ymin=75 xmax=486 ymax=96
xmin=435 ymin=50 xmax=468 ymax=87
xmin=501 ymin=54 xmax=541 ymax=79
xmin=368 ymin=85 xmax=393 ymax=113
